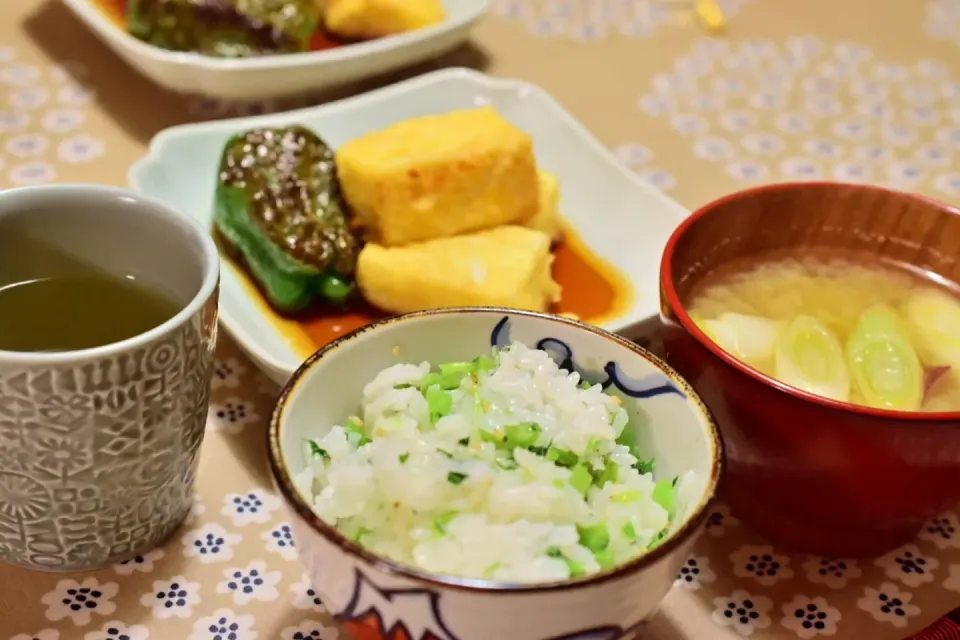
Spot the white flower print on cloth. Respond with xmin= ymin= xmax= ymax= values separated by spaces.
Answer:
xmin=856 ymin=582 xmax=920 ymax=629
xmin=212 ymin=357 xmax=247 ymax=390
xmin=780 ymin=595 xmax=841 ymax=638
xmin=726 ymin=160 xmax=770 ymax=182
xmin=802 ymin=557 xmax=862 ymax=590
xmin=221 ymin=489 xmax=283 ymax=526
xmin=633 ymin=37 xmax=960 ymax=199
xmin=920 ymin=512 xmax=960 ymax=550
xmin=0 ymin=111 xmax=30 ymax=132
xmin=730 ymin=545 xmax=794 ymax=586
xmin=916 ymin=58 xmax=949 ymax=79
xmin=712 ymin=590 xmax=773 ymax=636
xmin=638 ymin=94 xmax=673 ymax=117
xmin=874 ymin=543 xmax=939 ymax=587
xmin=58 ymin=134 xmax=105 ymax=164
xmin=636 ymin=168 xmax=676 ymax=192
xmin=291 ymin=573 xmax=328 ymax=612
xmin=182 ymin=522 xmax=243 ymax=563
xmin=10 ymin=630 xmax=59 ymax=640
xmin=748 ymin=92 xmax=786 ymax=111
xmin=803 ymin=138 xmax=843 ymax=160
xmin=674 ymin=555 xmax=716 ymax=591
xmin=852 ymin=145 xmax=894 ymax=163
xmin=694 ymin=137 xmax=736 ymax=161
xmin=262 ymin=522 xmax=298 ymax=561
xmin=906 ymin=105 xmax=941 ymax=127
xmin=926 ymin=0 xmax=960 ymax=43
xmin=690 ymin=93 xmax=725 ymax=112
xmin=831 ymin=119 xmax=870 ymax=141
xmin=210 ymin=397 xmax=261 ymax=434
xmin=190 ymin=609 xmax=257 ymax=640
xmin=915 ymin=144 xmax=952 ymax=167
xmin=882 ymin=123 xmax=918 ymax=148
xmin=704 ymin=503 xmax=740 ymax=537
xmin=57 ymin=83 xmax=95 ymax=106
xmin=113 ymin=548 xmax=165 ymax=575
xmin=833 ymin=41 xmax=873 ymax=64
xmin=776 ymin=112 xmax=814 ymax=134
xmin=84 ymin=621 xmax=150 ymax=640
xmin=855 ymin=100 xmax=893 ymax=121
xmin=0 ymin=62 xmax=40 ymax=85
xmin=943 ymin=564 xmax=960 ymax=593
xmin=719 ymin=111 xmax=757 ymax=133
xmin=802 ymin=76 xmax=839 ymax=95
xmin=741 ymin=132 xmax=784 ymax=155
xmin=139 ymin=576 xmax=202 ymax=620
xmin=780 ymin=158 xmax=823 ymax=180
xmin=871 ymin=62 xmax=910 ymax=83
xmin=832 ymin=162 xmax=873 ymax=183
xmin=217 ymin=560 xmax=282 ymax=605
xmin=5 ymin=133 xmax=47 ymax=158
xmin=41 ymin=108 xmax=86 ymax=133
xmin=41 ymin=578 xmax=118 ymax=626
xmin=900 ymin=82 xmax=939 ymax=106
xmin=937 ymin=126 xmax=960 ymax=149
xmin=8 ymin=161 xmax=55 ymax=185
xmin=670 ymin=114 xmax=709 ymax=136
xmin=280 ymin=621 xmax=339 ymax=640
xmin=935 ymin=173 xmax=960 ymax=197
xmin=10 ymin=87 xmax=49 ymax=110
xmin=490 ymin=0 xmax=757 ymax=41
xmin=613 ymin=142 xmax=653 ymax=168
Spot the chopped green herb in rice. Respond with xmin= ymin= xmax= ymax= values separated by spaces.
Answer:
xmin=295 ymin=342 xmax=681 ymax=583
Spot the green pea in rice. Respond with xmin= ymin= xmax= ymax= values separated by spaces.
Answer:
xmin=295 ymin=342 xmax=681 ymax=584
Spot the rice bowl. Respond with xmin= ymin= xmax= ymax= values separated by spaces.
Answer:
xmin=268 ymin=308 xmax=722 ymax=639
xmin=294 ymin=341 xmax=693 ymax=583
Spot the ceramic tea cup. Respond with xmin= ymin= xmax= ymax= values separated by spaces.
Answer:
xmin=0 ymin=184 xmax=219 ymax=572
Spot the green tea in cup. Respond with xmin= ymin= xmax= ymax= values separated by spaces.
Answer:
xmin=0 ymin=234 xmax=182 ymax=352
xmin=0 ymin=184 xmax=220 ymax=573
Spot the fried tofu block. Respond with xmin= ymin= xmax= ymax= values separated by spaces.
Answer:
xmin=357 ymin=226 xmax=562 ymax=314
xmin=521 ymin=170 xmax=564 ymax=243
xmin=322 ymin=0 xmax=446 ymax=39
xmin=336 ymin=107 xmax=540 ymax=247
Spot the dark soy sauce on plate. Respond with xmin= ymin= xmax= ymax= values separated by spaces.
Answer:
xmin=0 ymin=235 xmax=181 ymax=353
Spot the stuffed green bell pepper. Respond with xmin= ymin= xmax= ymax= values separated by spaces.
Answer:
xmin=214 ymin=126 xmax=361 ymax=314
xmin=127 ymin=0 xmax=319 ymax=57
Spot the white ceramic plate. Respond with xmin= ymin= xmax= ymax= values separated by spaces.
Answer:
xmin=129 ymin=68 xmax=690 ymax=383
xmin=60 ymin=0 xmax=487 ymax=101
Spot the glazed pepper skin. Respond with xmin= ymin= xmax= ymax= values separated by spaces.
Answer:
xmin=214 ymin=126 xmax=361 ymax=314
xmin=127 ymin=0 xmax=319 ymax=57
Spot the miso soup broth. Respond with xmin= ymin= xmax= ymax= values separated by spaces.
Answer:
xmin=687 ymin=253 xmax=960 ymax=413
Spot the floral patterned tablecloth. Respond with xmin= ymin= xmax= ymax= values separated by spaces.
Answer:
xmin=2 ymin=0 xmax=960 ymax=638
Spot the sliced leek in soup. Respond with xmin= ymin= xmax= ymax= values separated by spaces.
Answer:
xmin=688 ymin=254 xmax=960 ymax=412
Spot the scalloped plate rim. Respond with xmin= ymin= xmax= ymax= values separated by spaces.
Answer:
xmin=59 ymin=0 xmax=488 ymax=99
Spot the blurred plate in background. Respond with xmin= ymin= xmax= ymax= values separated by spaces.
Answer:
xmin=60 ymin=0 xmax=488 ymax=100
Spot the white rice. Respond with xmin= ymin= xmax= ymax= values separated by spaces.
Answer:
xmin=295 ymin=342 xmax=674 ymax=584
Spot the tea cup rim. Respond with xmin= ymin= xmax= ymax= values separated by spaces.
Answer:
xmin=0 ymin=183 xmax=219 ymax=364
xmin=660 ymin=180 xmax=960 ymax=422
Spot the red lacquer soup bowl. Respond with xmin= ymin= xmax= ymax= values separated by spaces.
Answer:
xmin=658 ymin=182 xmax=960 ymax=558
